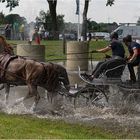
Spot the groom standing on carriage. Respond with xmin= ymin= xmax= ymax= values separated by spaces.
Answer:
xmin=123 ymin=35 xmax=140 ymax=84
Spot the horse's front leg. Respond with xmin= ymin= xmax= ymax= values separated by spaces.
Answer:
xmin=0 ymin=83 xmax=10 ymax=104
xmin=4 ymin=83 xmax=10 ymax=105
xmin=31 ymin=92 xmax=40 ymax=112
xmin=27 ymin=83 xmax=40 ymax=111
xmin=13 ymin=84 xmax=35 ymax=106
xmin=0 ymin=84 xmax=4 ymax=91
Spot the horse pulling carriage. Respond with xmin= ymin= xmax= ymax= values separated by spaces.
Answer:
xmin=0 ymin=50 xmax=140 ymax=111
xmin=0 ymin=52 xmax=70 ymax=111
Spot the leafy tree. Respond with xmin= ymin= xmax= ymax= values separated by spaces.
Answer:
xmin=81 ymin=0 xmax=115 ymax=41
xmin=36 ymin=10 xmax=64 ymax=33
xmin=87 ymin=20 xmax=99 ymax=32
xmin=0 ymin=12 xmax=26 ymax=26
xmin=5 ymin=14 xmax=26 ymax=25
xmin=0 ymin=0 xmax=59 ymax=39
xmin=0 ymin=0 xmax=19 ymax=11
xmin=106 ymin=0 xmax=115 ymax=6
xmin=0 ymin=0 xmax=115 ymax=40
xmin=0 ymin=12 xmax=6 ymax=24
xmin=47 ymin=0 xmax=58 ymax=39
xmin=87 ymin=19 xmax=118 ymax=33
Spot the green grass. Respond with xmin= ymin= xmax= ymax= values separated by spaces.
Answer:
xmin=8 ymin=39 xmax=129 ymax=62
xmin=8 ymin=40 xmax=109 ymax=61
xmin=0 ymin=113 xmax=115 ymax=139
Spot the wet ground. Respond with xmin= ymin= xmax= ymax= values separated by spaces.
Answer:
xmin=0 ymin=62 xmax=140 ymax=138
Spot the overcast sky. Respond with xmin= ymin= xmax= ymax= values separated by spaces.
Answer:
xmin=1 ymin=0 xmax=140 ymax=24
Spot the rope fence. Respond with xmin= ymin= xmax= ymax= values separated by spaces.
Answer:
xmin=46 ymin=50 xmax=98 ymax=62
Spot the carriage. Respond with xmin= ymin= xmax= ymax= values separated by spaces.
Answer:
xmin=60 ymin=57 xmax=140 ymax=107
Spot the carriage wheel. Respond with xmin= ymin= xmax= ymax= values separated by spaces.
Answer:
xmin=74 ymin=85 xmax=108 ymax=107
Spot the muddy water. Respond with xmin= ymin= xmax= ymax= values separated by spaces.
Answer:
xmin=0 ymin=62 xmax=140 ymax=138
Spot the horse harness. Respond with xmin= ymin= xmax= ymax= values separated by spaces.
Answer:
xmin=0 ymin=54 xmax=48 ymax=85
xmin=0 ymin=53 xmax=18 ymax=80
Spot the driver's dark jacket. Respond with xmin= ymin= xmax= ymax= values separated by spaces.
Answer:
xmin=109 ymin=40 xmax=125 ymax=58
xmin=92 ymin=39 xmax=125 ymax=78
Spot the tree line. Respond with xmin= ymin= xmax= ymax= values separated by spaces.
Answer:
xmin=0 ymin=0 xmax=115 ymax=40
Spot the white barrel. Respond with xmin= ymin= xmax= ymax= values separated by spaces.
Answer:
xmin=66 ymin=41 xmax=89 ymax=71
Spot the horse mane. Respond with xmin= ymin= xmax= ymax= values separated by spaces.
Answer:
xmin=0 ymin=36 xmax=13 ymax=55
xmin=45 ymin=63 xmax=60 ymax=92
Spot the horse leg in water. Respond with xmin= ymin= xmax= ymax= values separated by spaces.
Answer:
xmin=0 ymin=84 xmax=10 ymax=104
xmin=14 ymin=83 xmax=40 ymax=111
xmin=4 ymin=84 xmax=10 ymax=104
xmin=0 ymin=84 xmax=4 ymax=91
xmin=28 ymin=84 xmax=40 ymax=111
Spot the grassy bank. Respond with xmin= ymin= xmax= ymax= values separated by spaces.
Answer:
xmin=0 ymin=113 xmax=116 ymax=139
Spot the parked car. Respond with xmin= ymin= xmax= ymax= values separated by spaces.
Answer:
xmin=91 ymin=32 xmax=110 ymax=41
xmin=59 ymin=33 xmax=76 ymax=40
xmin=112 ymin=23 xmax=140 ymax=41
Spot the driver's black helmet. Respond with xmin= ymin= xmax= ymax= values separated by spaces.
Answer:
xmin=110 ymin=32 xmax=118 ymax=40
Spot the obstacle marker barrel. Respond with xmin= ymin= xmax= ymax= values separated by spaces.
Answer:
xmin=66 ymin=41 xmax=89 ymax=71
xmin=17 ymin=44 xmax=45 ymax=61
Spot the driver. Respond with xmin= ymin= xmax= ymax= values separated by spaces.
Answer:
xmin=81 ymin=32 xmax=125 ymax=80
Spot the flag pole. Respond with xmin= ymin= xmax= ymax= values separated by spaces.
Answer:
xmin=77 ymin=2 xmax=80 ymax=41
xmin=76 ymin=0 xmax=80 ymax=41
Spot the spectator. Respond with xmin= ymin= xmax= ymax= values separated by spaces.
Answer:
xmin=44 ymin=31 xmax=49 ymax=40
xmin=87 ymin=32 xmax=92 ymax=42
xmin=5 ymin=24 xmax=11 ymax=40
xmin=32 ymin=28 xmax=41 ymax=45
xmin=19 ymin=24 xmax=25 ymax=40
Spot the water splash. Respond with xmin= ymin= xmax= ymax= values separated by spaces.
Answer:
xmin=0 ymin=63 xmax=140 ymax=137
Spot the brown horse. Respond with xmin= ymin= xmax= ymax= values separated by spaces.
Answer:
xmin=0 ymin=53 xmax=70 ymax=110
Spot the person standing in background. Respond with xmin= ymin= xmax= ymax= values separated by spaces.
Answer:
xmin=19 ymin=24 xmax=25 ymax=40
xmin=5 ymin=24 xmax=11 ymax=40
xmin=32 ymin=28 xmax=41 ymax=45
xmin=13 ymin=21 xmax=19 ymax=40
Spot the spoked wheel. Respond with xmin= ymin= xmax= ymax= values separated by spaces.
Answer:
xmin=74 ymin=85 xmax=108 ymax=107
